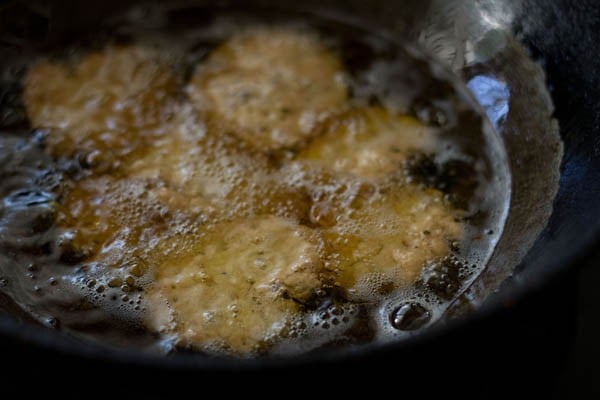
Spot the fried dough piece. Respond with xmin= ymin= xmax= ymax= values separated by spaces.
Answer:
xmin=23 ymin=45 xmax=180 ymax=158
xmin=188 ymin=28 xmax=348 ymax=150
xmin=55 ymin=176 xmax=208 ymax=270
xmin=325 ymin=186 xmax=461 ymax=296
xmin=284 ymin=166 xmax=461 ymax=296
xmin=297 ymin=107 xmax=437 ymax=179
xmin=127 ymin=110 xmax=271 ymax=201
xmin=125 ymin=108 xmax=312 ymax=221
xmin=148 ymin=216 xmax=329 ymax=354
xmin=290 ymin=107 xmax=460 ymax=296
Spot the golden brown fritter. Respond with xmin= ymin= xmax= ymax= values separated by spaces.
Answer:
xmin=124 ymin=107 xmax=312 ymax=221
xmin=281 ymin=163 xmax=461 ymax=297
xmin=55 ymin=175 xmax=207 ymax=271
xmin=297 ymin=107 xmax=437 ymax=180
xmin=147 ymin=216 xmax=329 ymax=354
xmin=188 ymin=28 xmax=348 ymax=151
xmin=324 ymin=186 xmax=460 ymax=297
xmin=291 ymin=107 xmax=460 ymax=295
xmin=23 ymin=45 xmax=180 ymax=160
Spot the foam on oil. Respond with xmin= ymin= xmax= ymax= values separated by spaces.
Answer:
xmin=0 ymin=5 xmax=510 ymax=356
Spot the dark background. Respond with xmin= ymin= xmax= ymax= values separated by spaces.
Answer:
xmin=558 ymin=256 xmax=600 ymax=398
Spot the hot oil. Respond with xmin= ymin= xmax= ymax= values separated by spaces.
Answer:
xmin=0 ymin=6 xmax=510 ymax=357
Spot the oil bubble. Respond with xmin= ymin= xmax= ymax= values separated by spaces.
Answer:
xmin=390 ymin=303 xmax=431 ymax=331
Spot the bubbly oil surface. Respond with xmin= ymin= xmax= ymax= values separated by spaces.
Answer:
xmin=0 ymin=6 xmax=510 ymax=357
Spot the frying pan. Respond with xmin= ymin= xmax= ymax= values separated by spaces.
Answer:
xmin=0 ymin=0 xmax=597 ymax=390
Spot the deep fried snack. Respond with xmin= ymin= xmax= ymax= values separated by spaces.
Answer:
xmin=125 ymin=109 xmax=312 ymax=221
xmin=147 ymin=216 xmax=329 ymax=354
xmin=298 ymin=107 xmax=437 ymax=179
xmin=291 ymin=108 xmax=460 ymax=297
xmin=325 ymin=186 xmax=461 ymax=297
xmin=188 ymin=28 xmax=348 ymax=150
xmin=23 ymin=45 xmax=180 ymax=159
